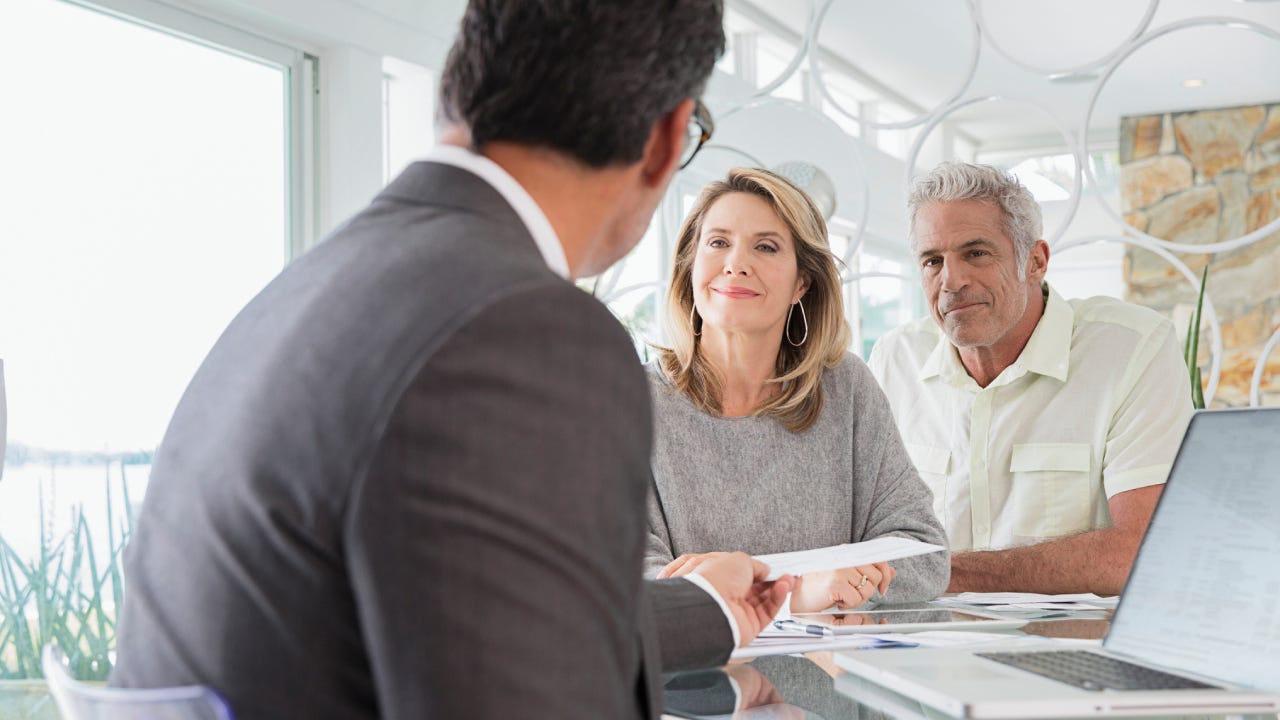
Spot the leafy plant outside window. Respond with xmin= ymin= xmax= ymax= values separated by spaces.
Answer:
xmin=0 ymin=460 xmax=134 ymax=682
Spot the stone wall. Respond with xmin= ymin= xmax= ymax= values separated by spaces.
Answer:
xmin=1121 ymin=102 xmax=1280 ymax=407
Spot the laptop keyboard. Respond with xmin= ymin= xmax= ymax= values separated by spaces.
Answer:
xmin=976 ymin=650 xmax=1222 ymax=692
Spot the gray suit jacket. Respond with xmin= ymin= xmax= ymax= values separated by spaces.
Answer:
xmin=111 ymin=161 xmax=731 ymax=719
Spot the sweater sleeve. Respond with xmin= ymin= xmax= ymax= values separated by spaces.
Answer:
xmin=644 ymin=480 xmax=677 ymax=578
xmin=847 ymin=357 xmax=951 ymax=603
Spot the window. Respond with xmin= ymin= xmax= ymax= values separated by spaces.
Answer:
xmin=756 ymin=34 xmax=804 ymax=101
xmin=820 ymin=72 xmax=874 ymax=139
xmin=873 ymin=102 xmax=923 ymax=161
xmin=850 ymin=251 xmax=924 ymax=359
xmin=1005 ymin=155 xmax=1074 ymax=203
xmin=591 ymin=227 xmax=665 ymax=363
xmin=584 ymin=188 xmax=692 ymax=361
xmin=0 ymin=0 xmax=310 ymax=679
xmin=720 ymin=7 xmax=761 ymax=83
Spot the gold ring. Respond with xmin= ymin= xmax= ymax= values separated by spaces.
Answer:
xmin=857 ymin=575 xmax=869 ymax=589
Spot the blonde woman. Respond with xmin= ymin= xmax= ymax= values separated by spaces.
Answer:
xmin=646 ymin=168 xmax=948 ymax=611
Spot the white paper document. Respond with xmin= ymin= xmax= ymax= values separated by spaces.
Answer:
xmin=730 ymin=629 xmax=915 ymax=659
xmin=935 ymin=592 xmax=1118 ymax=610
xmin=754 ymin=537 xmax=946 ymax=581
xmin=887 ymin=630 xmax=1042 ymax=648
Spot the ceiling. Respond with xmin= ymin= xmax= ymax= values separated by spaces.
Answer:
xmin=740 ymin=0 xmax=1280 ymax=151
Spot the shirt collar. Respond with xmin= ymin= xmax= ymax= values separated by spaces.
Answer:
xmin=422 ymin=144 xmax=570 ymax=279
xmin=1017 ymin=283 xmax=1073 ymax=382
xmin=919 ymin=283 xmax=1074 ymax=386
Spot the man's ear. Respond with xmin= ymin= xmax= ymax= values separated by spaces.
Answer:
xmin=1027 ymin=239 xmax=1050 ymax=282
xmin=640 ymin=98 xmax=695 ymax=188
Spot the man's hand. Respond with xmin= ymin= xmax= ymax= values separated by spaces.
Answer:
xmin=662 ymin=551 xmax=795 ymax=647
xmin=788 ymin=562 xmax=895 ymax=613
xmin=723 ymin=664 xmax=784 ymax=710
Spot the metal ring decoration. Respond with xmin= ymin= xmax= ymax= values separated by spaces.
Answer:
xmin=840 ymin=270 xmax=915 ymax=287
xmin=839 ymin=134 xmax=871 ymax=262
xmin=599 ymin=280 xmax=661 ymax=306
xmin=808 ymin=0 xmax=982 ymax=130
xmin=904 ymin=95 xmax=1084 ymax=248
xmin=976 ymin=0 xmax=1158 ymax=77
xmin=1081 ymin=17 xmax=1280 ymax=254
xmin=715 ymin=97 xmax=871 ymax=260
xmin=1249 ymin=325 xmax=1280 ymax=407
xmin=688 ymin=143 xmax=766 ymax=168
xmin=750 ymin=0 xmax=818 ymax=98
xmin=1053 ymin=235 xmax=1223 ymax=405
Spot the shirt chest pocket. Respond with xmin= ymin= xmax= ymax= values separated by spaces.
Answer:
xmin=905 ymin=443 xmax=950 ymax=522
xmin=1009 ymin=443 xmax=1093 ymax=538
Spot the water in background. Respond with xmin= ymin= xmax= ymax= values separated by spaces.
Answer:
xmin=0 ymin=460 xmax=149 ymax=566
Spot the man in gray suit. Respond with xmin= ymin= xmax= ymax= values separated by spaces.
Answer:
xmin=110 ymin=1 xmax=795 ymax=718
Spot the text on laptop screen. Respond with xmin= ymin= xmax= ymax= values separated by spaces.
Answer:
xmin=1106 ymin=409 xmax=1280 ymax=690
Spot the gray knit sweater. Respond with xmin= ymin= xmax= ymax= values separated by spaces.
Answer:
xmin=644 ymin=353 xmax=950 ymax=604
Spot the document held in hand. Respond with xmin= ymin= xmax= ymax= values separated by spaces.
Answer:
xmin=754 ymin=537 xmax=946 ymax=581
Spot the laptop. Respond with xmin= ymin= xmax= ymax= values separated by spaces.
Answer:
xmin=835 ymin=408 xmax=1280 ymax=719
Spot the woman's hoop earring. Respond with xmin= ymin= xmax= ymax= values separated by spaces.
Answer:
xmin=690 ymin=303 xmax=701 ymax=337
xmin=786 ymin=299 xmax=808 ymax=347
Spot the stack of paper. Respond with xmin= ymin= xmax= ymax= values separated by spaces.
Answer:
xmin=934 ymin=592 xmax=1118 ymax=611
xmin=730 ymin=628 xmax=914 ymax=659
xmin=731 ymin=628 xmax=1042 ymax=659
xmin=754 ymin=537 xmax=946 ymax=581
xmin=890 ymin=630 xmax=1046 ymax=648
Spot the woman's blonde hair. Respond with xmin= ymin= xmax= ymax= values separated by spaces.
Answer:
xmin=657 ymin=167 xmax=850 ymax=432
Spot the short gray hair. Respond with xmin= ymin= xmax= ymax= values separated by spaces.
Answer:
xmin=907 ymin=162 xmax=1043 ymax=278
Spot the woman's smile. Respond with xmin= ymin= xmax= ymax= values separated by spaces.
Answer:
xmin=711 ymin=285 xmax=761 ymax=299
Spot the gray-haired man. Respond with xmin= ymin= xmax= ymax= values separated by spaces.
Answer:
xmin=869 ymin=161 xmax=1191 ymax=596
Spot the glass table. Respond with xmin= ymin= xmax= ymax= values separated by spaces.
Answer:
xmin=662 ymin=613 xmax=1278 ymax=720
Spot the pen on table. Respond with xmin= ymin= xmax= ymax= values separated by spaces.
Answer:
xmin=772 ymin=619 xmax=832 ymax=637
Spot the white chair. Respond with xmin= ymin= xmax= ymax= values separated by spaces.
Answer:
xmin=42 ymin=645 xmax=233 ymax=720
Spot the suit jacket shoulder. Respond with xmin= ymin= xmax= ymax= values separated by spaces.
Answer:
xmin=113 ymin=161 xmax=683 ymax=719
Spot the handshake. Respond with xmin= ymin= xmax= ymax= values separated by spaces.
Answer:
xmin=657 ymin=551 xmax=896 ymax=648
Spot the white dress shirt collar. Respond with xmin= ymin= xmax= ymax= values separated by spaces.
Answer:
xmin=422 ymin=144 xmax=570 ymax=279
xmin=920 ymin=283 xmax=1073 ymax=388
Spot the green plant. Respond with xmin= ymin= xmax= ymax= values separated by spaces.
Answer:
xmin=587 ymin=277 xmax=658 ymax=363
xmin=615 ymin=289 xmax=657 ymax=364
xmin=1184 ymin=265 xmax=1208 ymax=410
xmin=0 ymin=471 xmax=132 ymax=681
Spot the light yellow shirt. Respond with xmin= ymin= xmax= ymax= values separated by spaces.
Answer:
xmin=868 ymin=285 xmax=1193 ymax=552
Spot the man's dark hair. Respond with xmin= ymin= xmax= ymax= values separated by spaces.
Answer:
xmin=439 ymin=0 xmax=725 ymax=168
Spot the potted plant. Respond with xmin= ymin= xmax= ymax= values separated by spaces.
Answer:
xmin=1185 ymin=266 xmax=1208 ymax=410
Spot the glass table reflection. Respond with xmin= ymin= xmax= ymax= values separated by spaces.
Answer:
xmin=661 ymin=615 xmax=1278 ymax=720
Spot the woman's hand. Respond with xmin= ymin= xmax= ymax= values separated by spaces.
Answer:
xmin=788 ymin=562 xmax=895 ymax=613
xmin=658 ymin=551 xmax=729 ymax=579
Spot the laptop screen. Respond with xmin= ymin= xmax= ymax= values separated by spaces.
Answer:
xmin=1105 ymin=408 xmax=1280 ymax=691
